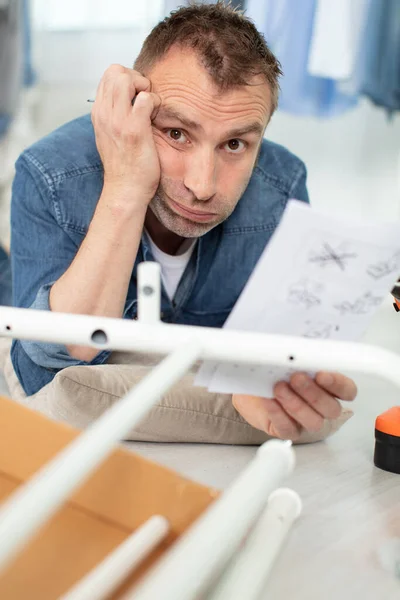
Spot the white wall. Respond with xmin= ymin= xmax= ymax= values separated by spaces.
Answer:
xmin=267 ymin=101 xmax=400 ymax=223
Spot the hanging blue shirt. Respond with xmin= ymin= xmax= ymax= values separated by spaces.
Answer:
xmin=359 ymin=0 xmax=400 ymax=115
xmin=245 ymin=0 xmax=359 ymax=118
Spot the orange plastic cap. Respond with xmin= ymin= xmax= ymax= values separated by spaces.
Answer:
xmin=375 ymin=406 xmax=400 ymax=437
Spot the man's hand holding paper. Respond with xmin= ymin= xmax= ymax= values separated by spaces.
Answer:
xmin=232 ymin=370 xmax=358 ymax=440
xmin=196 ymin=200 xmax=400 ymax=440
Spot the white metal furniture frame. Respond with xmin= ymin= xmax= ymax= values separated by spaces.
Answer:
xmin=0 ymin=261 xmax=399 ymax=598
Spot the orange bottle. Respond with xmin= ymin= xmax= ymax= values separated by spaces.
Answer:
xmin=374 ymin=407 xmax=400 ymax=474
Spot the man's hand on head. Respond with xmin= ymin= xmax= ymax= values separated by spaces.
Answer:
xmin=91 ymin=64 xmax=162 ymax=208
xmin=232 ymin=371 xmax=357 ymax=441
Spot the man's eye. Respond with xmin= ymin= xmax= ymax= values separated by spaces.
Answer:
xmin=225 ymin=139 xmax=245 ymax=153
xmin=167 ymin=129 xmax=187 ymax=144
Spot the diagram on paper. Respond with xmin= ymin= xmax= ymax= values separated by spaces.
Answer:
xmin=308 ymin=241 xmax=358 ymax=271
xmin=195 ymin=200 xmax=400 ymax=397
xmin=367 ymin=250 xmax=400 ymax=280
xmin=287 ymin=278 xmax=324 ymax=309
xmin=302 ymin=320 xmax=340 ymax=339
xmin=333 ymin=291 xmax=383 ymax=316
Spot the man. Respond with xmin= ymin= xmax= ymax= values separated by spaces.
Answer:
xmin=10 ymin=2 xmax=357 ymax=441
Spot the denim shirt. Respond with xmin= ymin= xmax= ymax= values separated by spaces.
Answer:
xmin=10 ymin=114 xmax=309 ymax=395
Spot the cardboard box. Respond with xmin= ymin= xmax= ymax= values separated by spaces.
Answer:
xmin=0 ymin=395 xmax=219 ymax=599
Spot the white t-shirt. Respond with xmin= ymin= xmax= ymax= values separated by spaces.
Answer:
xmin=145 ymin=231 xmax=197 ymax=300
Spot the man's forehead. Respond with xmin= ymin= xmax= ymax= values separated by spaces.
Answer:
xmin=148 ymin=46 xmax=272 ymax=120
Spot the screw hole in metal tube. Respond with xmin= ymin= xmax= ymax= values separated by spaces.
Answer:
xmin=5 ymin=325 xmax=11 ymax=331
xmin=90 ymin=329 xmax=108 ymax=345
xmin=142 ymin=285 xmax=154 ymax=296
xmin=288 ymin=355 xmax=295 ymax=361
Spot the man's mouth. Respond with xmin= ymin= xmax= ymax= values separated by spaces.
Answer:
xmin=167 ymin=196 xmax=217 ymax=222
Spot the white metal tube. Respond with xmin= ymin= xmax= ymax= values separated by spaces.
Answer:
xmin=61 ymin=516 xmax=170 ymax=600
xmin=208 ymin=488 xmax=302 ymax=600
xmin=125 ymin=440 xmax=295 ymax=600
xmin=0 ymin=342 xmax=201 ymax=574
xmin=137 ymin=262 xmax=161 ymax=323
xmin=1 ymin=306 xmax=400 ymax=389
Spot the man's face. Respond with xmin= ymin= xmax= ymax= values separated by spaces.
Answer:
xmin=148 ymin=46 xmax=271 ymax=238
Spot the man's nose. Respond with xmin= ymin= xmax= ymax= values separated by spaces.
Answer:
xmin=183 ymin=149 xmax=217 ymax=201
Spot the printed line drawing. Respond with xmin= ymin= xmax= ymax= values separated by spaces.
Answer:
xmin=287 ymin=278 xmax=324 ymax=309
xmin=308 ymin=242 xmax=357 ymax=271
xmin=333 ymin=291 xmax=383 ymax=315
xmin=367 ymin=250 xmax=400 ymax=280
xmin=302 ymin=320 xmax=340 ymax=339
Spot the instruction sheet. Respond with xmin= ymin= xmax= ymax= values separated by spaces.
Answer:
xmin=195 ymin=200 xmax=400 ymax=396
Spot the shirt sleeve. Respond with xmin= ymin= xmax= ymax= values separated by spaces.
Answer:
xmin=10 ymin=152 xmax=111 ymax=393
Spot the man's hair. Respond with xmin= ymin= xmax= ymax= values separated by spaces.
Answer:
xmin=134 ymin=1 xmax=282 ymax=113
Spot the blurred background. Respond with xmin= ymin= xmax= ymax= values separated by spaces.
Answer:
xmin=1 ymin=0 xmax=400 ymax=252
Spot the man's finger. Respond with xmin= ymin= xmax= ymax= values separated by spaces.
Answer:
xmin=232 ymin=394 xmax=300 ymax=440
xmin=262 ymin=397 xmax=301 ymax=440
xmin=102 ymin=64 xmax=126 ymax=108
xmin=288 ymin=372 xmax=342 ymax=419
xmin=95 ymin=65 xmax=151 ymax=114
xmin=274 ymin=381 xmax=325 ymax=431
xmin=112 ymin=72 xmax=138 ymax=122
xmin=132 ymin=91 xmax=162 ymax=128
xmin=315 ymin=371 xmax=358 ymax=401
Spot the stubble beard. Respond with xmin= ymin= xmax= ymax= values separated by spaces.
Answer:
xmin=148 ymin=178 xmax=250 ymax=239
